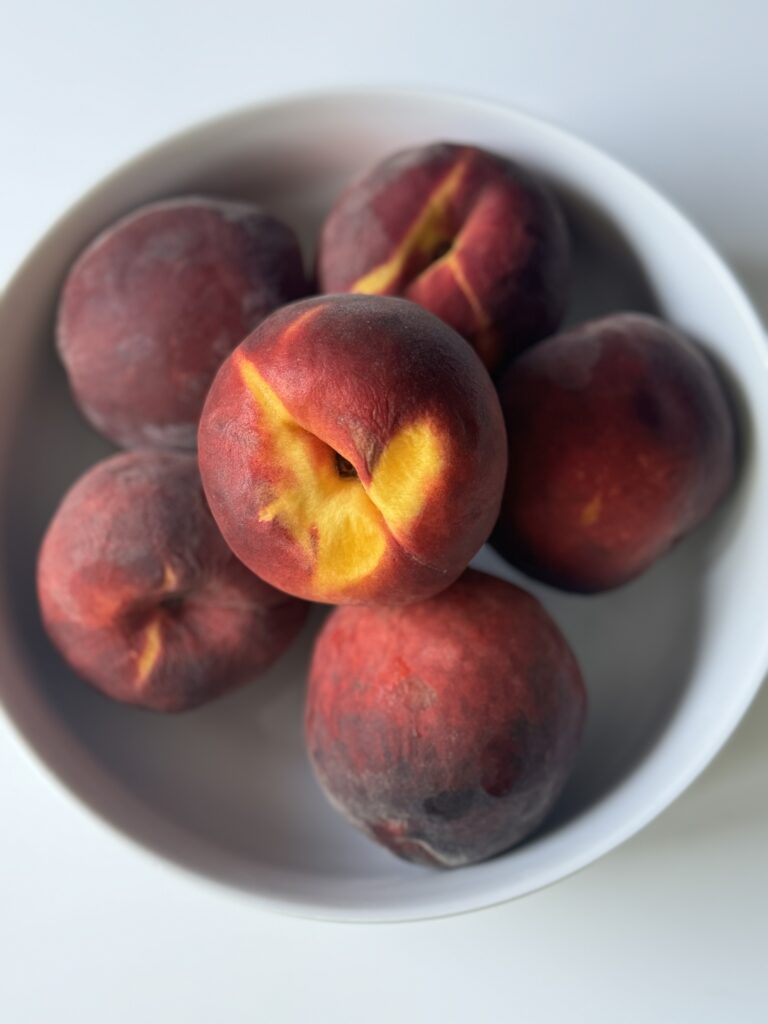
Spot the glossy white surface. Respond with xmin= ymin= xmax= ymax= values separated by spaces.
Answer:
xmin=1 ymin=1 xmax=767 ymax=1018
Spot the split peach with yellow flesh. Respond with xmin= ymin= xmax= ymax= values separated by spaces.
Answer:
xmin=36 ymin=450 xmax=308 ymax=711
xmin=317 ymin=142 xmax=570 ymax=372
xmin=197 ymin=294 xmax=508 ymax=605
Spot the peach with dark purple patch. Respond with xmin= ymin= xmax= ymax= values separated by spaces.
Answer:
xmin=493 ymin=313 xmax=736 ymax=592
xmin=305 ymin=569 xmax=586 ymax=868
xmin=37 ymin=450 xmax=308 ymax=712
xmin=57 ymin=197 xmax=308 ymax=449
xmin=317 ymin=142 xmax=570 ymax=371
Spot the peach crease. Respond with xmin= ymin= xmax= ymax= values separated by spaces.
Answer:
xmin=135 ymin=617 xmax=163 ymax=684
xmin=236 ymin=354 xmax=445 ymax=593
xmin=443 ymin=252 xmax=492 ymax=333
xmin=132 ymin=561 xmax=181 ymax=685
xmin=349 ymin=155 xmax=469 ymax=295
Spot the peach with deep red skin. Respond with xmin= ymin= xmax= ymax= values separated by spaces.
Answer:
xmin=57 ymin=197 xmax=308 ymax=449
xmin=492 ymin=313 xmax=736 ymax=592
xmin=317 ymin=142 xmax=570 ymax=372
xmin=305 ymin=569 xmax=586 ymax=868
xmin=37 ymin=450 xmax=308 ymax=712
xmin=197 ymin=294 xmax=508 ymax=606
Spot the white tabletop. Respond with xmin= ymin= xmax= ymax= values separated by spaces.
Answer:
xmin=2 ymin=2 xmax=767 ymax=1020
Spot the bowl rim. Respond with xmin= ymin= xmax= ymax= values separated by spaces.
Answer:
xmin=1 ymin=86 xmax=767 ymax=922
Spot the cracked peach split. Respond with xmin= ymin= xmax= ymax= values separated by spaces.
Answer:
xmin=36 ymin=450 xmax=308 ymax=711
xmin=198 ymin=294 xmax=508 ymax=605
xmin=318 ymin=142 xmax=570 ymax=372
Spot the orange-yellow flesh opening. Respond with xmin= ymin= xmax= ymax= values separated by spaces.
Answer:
xmin=131 ymin=562 xmax=180 ymax=686
xmin=350 ymin=157 xmax=469 ymax=295
xmin=161 ymin=562 xmax=179 ymax=592
xmin=237 ymin=356 xmax=445 ymax=594
xmin=135 ymin=617 xmax=162 ymax=685
xmin=443 ymin=251 xmax=492 ymax=332
xmin=367 ymin=421 xmax=444 ymax=529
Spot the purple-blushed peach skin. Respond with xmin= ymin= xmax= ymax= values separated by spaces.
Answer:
xmin=493 ymin=313 xmax=736 ymax=592
xmin=305 ymin=569 xmax=587 ymax=868
xmin=37 ymin=450 xmax=308 ymax=712
xmin=57 ymin=197 xmax=308 ymax=449
xmin=317 ymin=142 xmax=570 ymax=372
xmin=197 ymin=294 xmax=508 ymax=606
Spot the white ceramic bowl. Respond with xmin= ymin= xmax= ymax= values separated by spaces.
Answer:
xmin=1 ymin=90 xmax=766 ymax=922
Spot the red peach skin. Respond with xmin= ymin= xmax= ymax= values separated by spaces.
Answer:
xmin=305 ymin=569 xmax=587 ymax=867
xmin=37 ymin=450 xmax=308 ymax=711
xmin=318 ymin=142 xmax=570 ymax=371
xmin=493 ymin=313 xmax=736 ymax=592
xmin=197 ymin=294 xmax=508 ymax=605
xmin=57 ymin=197 xmax=308 ymax=449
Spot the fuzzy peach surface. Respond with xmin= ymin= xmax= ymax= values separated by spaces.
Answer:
xmin=318 ymin=142 xmax=570 ymax=372
xmin=57 ymin=197 xmax=307 ymax=450
xmin=198 ymin=294 xmax=508 ymax=605
xmin=493 ymin=313 xmax=736 ymax=592
xmin=37 ymin=450 xmax=308 ymax=711
xmin=305 ymin=569 xmax=587 ymax=867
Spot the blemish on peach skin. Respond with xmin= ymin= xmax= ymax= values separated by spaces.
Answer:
xmin=423 ymin=789 xmax=475 ymax=820
xmin=481 ymin=744 xmax=523 ymax=797
xmin=161 ymin=562 xmax=179 ymax=592
xmin=396 ymin=675 xmax=437 ymax=712
xmin=580 ymin=492 xmax=603 ymax=526
xmin=394 ymin=655 xmax=412 ymax=677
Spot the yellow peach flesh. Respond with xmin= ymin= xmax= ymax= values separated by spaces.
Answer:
xmin=367 ymin=420 xmax=444 ymax=530
xmin=135 ymin=617 xmax=163 ymax=684
xmin=350 ymin=157 xmax=469 ymax=295
xmin=444 ymin=251 xmax=492 ymax=333
xmin=237 ymin=354 xmax=445 ymax=594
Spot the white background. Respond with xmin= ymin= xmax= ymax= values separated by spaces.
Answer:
xmin=2 ymin=2 xmax=767 ymax=1021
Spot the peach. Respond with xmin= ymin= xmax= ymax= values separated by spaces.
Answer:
xmin=493 ymin=313 xmax=736 ymax=592
xmin=57 ymin=197 xmax=308 ymax=449
xmin=305 ymin=569 xmax=586 ymax=867
xmin=37 ymin=450 xmax=308 ymax=711
xmin=197 ymin=294 xmax=508 ymax=606
xmin=317 ymin=142 xmax=570 ymax=372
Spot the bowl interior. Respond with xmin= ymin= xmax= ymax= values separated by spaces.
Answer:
xmin=1 ymin=92 xmax=766 ymax=921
